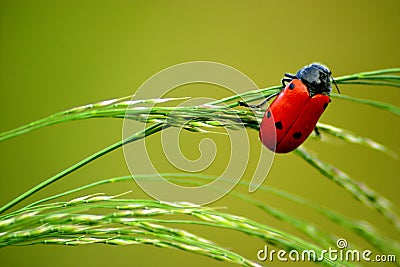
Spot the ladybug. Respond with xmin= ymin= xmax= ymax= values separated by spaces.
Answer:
xmin=242 ymin=63 xmax=339 ymax=153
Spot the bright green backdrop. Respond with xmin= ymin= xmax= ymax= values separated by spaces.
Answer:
xmin=0 ymin=1 xmax=399 ymax=266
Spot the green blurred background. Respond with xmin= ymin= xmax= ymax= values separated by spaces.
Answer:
xmin=0 ymin=0 xmax=399 ymax=266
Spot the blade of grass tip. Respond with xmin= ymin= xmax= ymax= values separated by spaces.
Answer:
xmin=335 ymin=68 xmax=400 ymax=82
xmin=331 ymin=94 xmax=400 ymax=115
xmin=0 ymin=123 xmax=164 ymax=215
xmin=352 ymin=75 xmax=400 ymax=81
xmin=294 ymin=147 xmax=400 ymax=231
xmin=0 ymin=95 xmax=131 ymax=142
xmin=336 ymin=80 xmax=400 ymax=88
xmin=334 ymin=68 xmax=400 ymax=88
xmin=0 ymin=97 xmax=185 ymax=142
xmin=316 ymin=122 xmax=397 ymax=158
xmin=0 ymin=116 xmax=66 ymax=142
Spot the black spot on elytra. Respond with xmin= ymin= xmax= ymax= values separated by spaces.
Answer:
xmin=323 ymin=102 xmax=328 ymax=109
xmin=289 ymin=83 xmax=295 ymax=89
xmin=275 ymin=121 xmax=283 ymax=130
xmin=293 ymin=132 xmax=302 ymax=139
xmin=266 ymin=110 xmax=271 ymax=118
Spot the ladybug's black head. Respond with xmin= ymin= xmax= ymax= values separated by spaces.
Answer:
xmin=295 ymin=63 xmax=334 ymax=97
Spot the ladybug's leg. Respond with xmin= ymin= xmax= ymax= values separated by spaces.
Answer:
xmin=284 ymin=73 xmax=296 ymax=79
xmin=281 ymin=78 xmax=292 ymax=87
xmin=314 ymin=127 xmax=321 ymax=139
xmin=284 ymin=73 xmax=296 ymax=78
xmin=282 ymin=73 xmax=296 ymax=87
xmin=239 ymin=92 xmax=279 ymax=109
xmin=332 ymin=77 xmax=341 ymax=94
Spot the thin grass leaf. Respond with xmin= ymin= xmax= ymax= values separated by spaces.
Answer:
xmin=0 ymin=97 xmax=186 ymax=142
xmin=336 ymin=80 xmax=400 ymax=88
xmin=353 ymin=75 xmax=400 ymax=81
xmin=316 ymin=122 xmax=396 ymax=157
xmin=333 ymin=69 xmax=400 ymax=91
xmin=294 ymin=147 xmax=400 ymax=231
xmin=335 ymin=68 xmax=400 ymax=83
xmin=331 ymin=94 xmax=400 ymax=115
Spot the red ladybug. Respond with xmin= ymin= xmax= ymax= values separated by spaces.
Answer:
xmin=243 ymin=63 xmax=339 ymax=153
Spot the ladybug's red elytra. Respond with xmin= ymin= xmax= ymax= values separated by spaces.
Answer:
xmin=242 ymin=63 xmax=339 ymax=153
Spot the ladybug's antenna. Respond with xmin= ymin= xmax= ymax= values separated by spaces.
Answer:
xmin=332 ymin=77 xmax=340 ymax=94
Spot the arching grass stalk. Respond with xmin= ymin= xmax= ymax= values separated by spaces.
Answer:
xmin=1 ymin=68 xmax=399 ymax=143
xmin=0 ymin=123 xmax=164 ymax=214
xmin=0 ymin=193 xmax=352 ymax=267
xmin=0 ymin=197 xmax=262 ymax=267
xmin=294 ymin=147 xmax=400 ymax=231
xmin=3 ymin=174 xmax=399 ymax=260
xmin=330 ymin=94 xmax=400 ymax=115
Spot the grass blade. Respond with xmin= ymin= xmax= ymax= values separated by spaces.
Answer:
xmin=316 ymin=122 xmax=396 ymax=157
xmin=331 ymin=94 xmax=400 ymax=115
xmin=294 ymin=147 xmax=400 ymax=231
